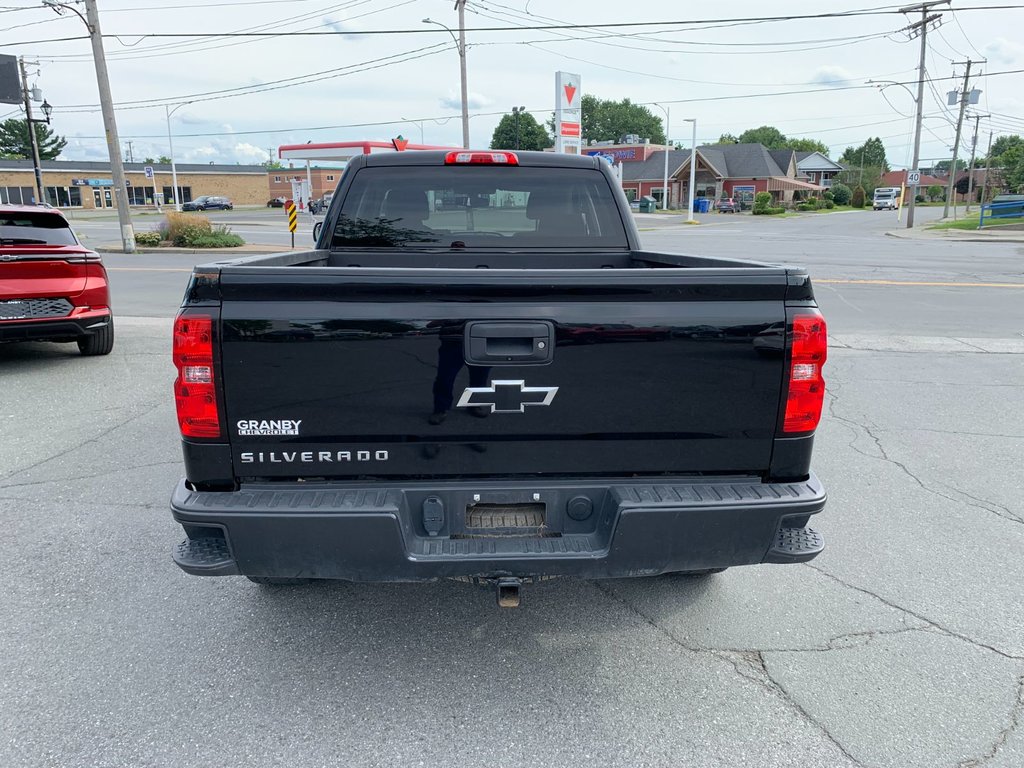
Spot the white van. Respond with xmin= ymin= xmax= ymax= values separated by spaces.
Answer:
xmin=873 ymin=187 xmax=901 ymax=210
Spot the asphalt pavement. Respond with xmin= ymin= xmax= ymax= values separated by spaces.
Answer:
xmin=2 ymin=208 xmax=1022 ymax=767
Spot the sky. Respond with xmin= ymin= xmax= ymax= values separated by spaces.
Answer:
xmin=2 ymin=0 xmax=1023 ymax=169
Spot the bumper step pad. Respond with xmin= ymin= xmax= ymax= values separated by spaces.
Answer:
xmin=765 ymin=526 xmax=824 ymax=563
xmin=173 ymin=537 xmax=239 ymax=576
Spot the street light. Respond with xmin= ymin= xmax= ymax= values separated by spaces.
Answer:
xmin=684 ymin=118 xmax=697 ymax=224
xmin=512 ymin=106 xmax=526 ymax=150
xmin=653 ymin=103 xmax=670 ymax=210
xmin=165 ymin=102 xmax=192 ymax=212
xmin=423 ymin=10 xmax=469 ymax=148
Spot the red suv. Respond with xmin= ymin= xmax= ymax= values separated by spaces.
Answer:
xmin=1 ymin=205 xmax=114 ymax=355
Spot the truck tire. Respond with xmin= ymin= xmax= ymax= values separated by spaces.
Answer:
xmin=77 ymin=320 xmax=114 ymax=356
xmin=245 ymin=576 xmax=313 ymax=585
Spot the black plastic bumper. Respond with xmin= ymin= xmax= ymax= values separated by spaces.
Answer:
xmin=170 ymin=474 xmax=827 ymax=580
xmin=0 ymin=314 xmax=110 ymax=343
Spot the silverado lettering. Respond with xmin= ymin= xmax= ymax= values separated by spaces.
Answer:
xmin=170 ymin=150 xmax=829 ymax=606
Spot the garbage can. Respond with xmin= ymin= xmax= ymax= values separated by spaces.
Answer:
xmin=639 ymin=195 xmax=658 ymax=213
xmin=694 ymin=198 xmax=710 ymax=213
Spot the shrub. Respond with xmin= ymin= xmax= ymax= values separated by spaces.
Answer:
xmin=926 ymin=184 xmax=944 ymax=202
xmin=916 ymin=194 xmax=926 ymax=203
xmin=186 ymin=232 xmax=245 ymax=248
xmin=134 ymin=230 xmax=162 ymax=246
xmin=830 ymin=183 xmax=852 ymax=205
xmin=753 ymin=206 xmax=786 ymax=215
xmin=796 ymin=203 xmax=816 ymax=211
xmin=163 ymin=211 xmax=211 ymax=244
xmin=754 ymin=191 xmax=772 ymax=208
xmin=851 ymin=185 xmax=866 ymax=208
xmin=824 ymin=200 xmax=835 ymax=209
xmin=823 ymin=190 xmax=834 ymax=202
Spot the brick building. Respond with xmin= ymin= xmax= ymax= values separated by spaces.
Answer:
xmin=0 ymin=159 xmax=269 ymax=209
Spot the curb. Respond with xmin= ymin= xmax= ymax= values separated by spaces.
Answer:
xmin=98 ymin=244 xmax=285 ymax=255
xmin=885 ymin=229 xmax=1024 ymax=243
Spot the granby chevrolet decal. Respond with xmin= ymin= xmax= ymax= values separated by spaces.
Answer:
xmin=237 ymin=419 xmax=302 ymax=436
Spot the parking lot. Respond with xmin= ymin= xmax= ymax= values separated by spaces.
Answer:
xmin=2 ymin=208 xmax=1023 ymax=767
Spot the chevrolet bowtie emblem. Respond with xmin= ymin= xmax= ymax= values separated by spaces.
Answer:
xmin=456 ymin=380 xmax=558 ymax=414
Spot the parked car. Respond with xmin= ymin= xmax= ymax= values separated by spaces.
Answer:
xmin=183 ymin=196 xmax=233 ymax=211
xmin=0 ymin=205 xmax=114 ymax=355
xmin=311 ymin=192 xmax=333 ymax=214
xmin=266 ymin=197 xmax=286 ymax=208
xmin=872 ymin=187 xmax=901 ymax=211
xmin=716 ymin=198 xmax=738 ymax=213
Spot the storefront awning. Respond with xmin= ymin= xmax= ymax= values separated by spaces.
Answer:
xmin=767 ymin=177 xmax=826 ymax=192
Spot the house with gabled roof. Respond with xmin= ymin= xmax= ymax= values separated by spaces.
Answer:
xmin=617 ymin=143 xmax=825 ymax=209
xmin=795 ymin=152 xmax=846 ymax=189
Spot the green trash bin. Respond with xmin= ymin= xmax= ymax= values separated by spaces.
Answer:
xmin=639 ymin=195 xmax=658 ymax=213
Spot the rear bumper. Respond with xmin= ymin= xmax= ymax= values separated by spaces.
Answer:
xmin=170 ymin=474 xmax=827 ymax=580
xmin=0 ymin=311 xmax=111 ymax=342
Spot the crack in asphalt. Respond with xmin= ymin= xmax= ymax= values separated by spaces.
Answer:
xmin=589 ymin=581 xmax=865 ymax=766
xmin=805 ymin=564 xmax=1024 ymax=662
xmin=958 ymin=675 xmax=1024 ymax=768
xmin=0 ymin=403 xmax=165 ymax=485
xmin=0 ymin=461 xmax=181 ymax=490
xmin=826 ymin=391 xmax=1023 ymax=526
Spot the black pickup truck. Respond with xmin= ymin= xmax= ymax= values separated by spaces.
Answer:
xmin=170 ymin=150 xmax=827 ymax=605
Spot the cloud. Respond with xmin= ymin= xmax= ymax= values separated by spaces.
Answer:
xmin=323 ymin=15 xmax=362 ymax=41
xmin=983 ymin=37 xmax=1024 ymax=65
xmin=439 ymin=91 xmax=492 ymax=110
xmin=808 ymin=66 xmax=855 ymax=88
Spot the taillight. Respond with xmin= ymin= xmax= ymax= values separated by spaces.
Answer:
xmin=444 ymin=151 xmax=519 ymax=165
xmin=173 ymin=313 xmax=221 ymax=438
xmin=783 ymin=311 xmax=827 ymax=434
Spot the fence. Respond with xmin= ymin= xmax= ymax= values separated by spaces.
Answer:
xmin=978 ymin=200 xmax=1024 ymax=228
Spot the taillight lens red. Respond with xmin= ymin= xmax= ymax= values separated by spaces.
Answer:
xmin=444 ymin=151 xmax=519 ymax=165
xmin=173 ymin=314 xmax=221 ymax=438
xmin=783 ymin=311 xmax=827 ymax=434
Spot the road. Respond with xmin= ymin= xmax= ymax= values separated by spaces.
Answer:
xmin=2 ymin=208 xmax=1022 ymax=767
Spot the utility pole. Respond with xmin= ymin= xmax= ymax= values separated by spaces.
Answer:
xmin=964 ymin=113 xmax=989 ymax=213
xmin=125 ymin=140 xmax=134 ymax=163
xmin=456 ymin=0 xmax=469 ymax=148
xmin=83 ymin=0 xmax=135 ymax=252
xmin=943 ymin=60 xmax=982 ymax=219
xmin=978 ymin=130 xmax=994 ymax=208
xmin=18 ymin=57 xmax=44 ymax=205
xmin=900 ymin=1 xmax=948 ymax=228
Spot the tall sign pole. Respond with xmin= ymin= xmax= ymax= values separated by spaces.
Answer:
xmin=900 ymin=1 xmax=948 ymax=229
xmin=83 ymin=0 xmax=135 ymax=252
xmin=554 ymin=72 xmax=582 ymax=155
xmin=964 ymin=113 xmax=989 ymax=213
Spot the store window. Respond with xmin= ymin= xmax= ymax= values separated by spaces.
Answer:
xmin=274 ymin=176 xmax=282 ymax=183
xmin=162 ymin=186 xmax=192 ymax=204
xmin=126 ymin=186 xmax=158 ymax=205
xmin=44 ymin=186 xmax=83 ymax=207
xmin=0 ymin=186 xmax=38 ymax=205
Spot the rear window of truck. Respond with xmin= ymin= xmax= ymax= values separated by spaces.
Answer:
xmin=330 ymin=167 xmax=629 ymax=249
xmin=0 ymin=211 xmax=77 ymax=246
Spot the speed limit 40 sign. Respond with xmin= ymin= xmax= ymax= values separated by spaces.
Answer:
xmin=907 ymin=170 xmax=921 ymax=185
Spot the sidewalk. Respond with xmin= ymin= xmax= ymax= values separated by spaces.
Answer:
xmin=97 ymin=243 xmax=287 ymax=255
xmin=886 ymin=223 xmax=1024 ymax=244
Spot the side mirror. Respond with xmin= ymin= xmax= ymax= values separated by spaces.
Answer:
xmin=312 ymin=221 xmax=323 ymax=243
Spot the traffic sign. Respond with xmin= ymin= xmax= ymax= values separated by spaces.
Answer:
xmin=285 ymin=200 xmax=298 ymax=232
xmin=907 ymin=170 xmax=921 ymax=186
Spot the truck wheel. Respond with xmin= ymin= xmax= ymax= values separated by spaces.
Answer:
xmin=246 ymin=576 xmax=313 ymax=585
xmin=77 ymin=320 xmax=114 ymax=356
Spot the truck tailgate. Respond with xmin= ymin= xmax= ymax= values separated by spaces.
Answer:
xmin=216 ymin=267 xmax=789 ymax=480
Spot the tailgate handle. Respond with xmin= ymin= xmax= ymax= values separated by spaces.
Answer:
xmin=465 ymin=321 xmax=554 ymax=365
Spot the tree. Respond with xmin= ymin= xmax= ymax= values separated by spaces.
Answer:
xmin=737 ymin=125 xmax=788 ymax=149
xmin=830 ymin=183 xmax=852 ymax=205
xmin=0 ymin=118 xmax=67 ymax=160
xmin=851 ymin=185 xmax=866 ymax=208
xmin=578 ymin=95 xmax=665 ymax=145
xmin=264 ymin=159 xmax=283 ymax=170
xmin=989 ymin=134 xmax=1023 ymax=161
xmin=1000 ymin=144 xmax=1024 ymax=192
xmin=786 ymin=138 xmax=830 ymax=155
xmin=934 ymin=159 xmax=967 ymax=173
xmin=157 ymin=155 xmax=172 ymax=164
xmin=926 ymin=184 xmax=944 ymax=202
xmin=839 ymin=137 xmax=889 ymax=173
xmin=715 ymin=133 xmax=739 ymax=144
xmin=490 ymin=110 xmax=552 ymax=151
